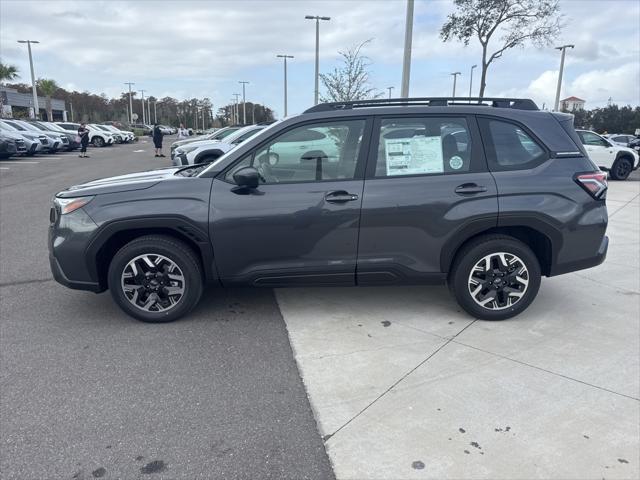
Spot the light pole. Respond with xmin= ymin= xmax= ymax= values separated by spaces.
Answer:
xmin=387 ymin=86 xmax=394 ymax=99
xmin=69 ymin=99 xmax=74 ymax=122
xmin=401 ymin=0 xmax=414 ymax=98
xmin=239 ymin=81 xmax=249 ymax=124
xmin=154 ymin=99 xmax=158 ymax=124
xmin=233 ymin=93 xmax=241 ymax=124
xmin=124 ymin=82 xmax=135 ymax=124
xmin=139 ymin=90 xmax=146 ymax=124
xmin=17 ymin=40 xmax=40 ymax=119
xmin=554 ymin=44 xmax=574 ymax=111
xmin=229 ymin=98 xmax=236 ymax=125
xmin=450 ymin=72 xmax=461 ymax=97
xmin=468 ymin=65 xmax=477 ymax=98
xmin=305 ymin=15 xmax=330 ymax=105
xmin=147 ymin=97 xmax=152 ymax=125
xmin=277 ymin=55 xmax=294 ymax=117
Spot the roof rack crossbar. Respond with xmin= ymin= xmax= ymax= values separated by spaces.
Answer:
xmin=303 ymin=97 xmax=539 ymax=113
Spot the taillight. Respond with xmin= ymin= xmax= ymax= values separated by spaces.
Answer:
xmin=575 ymin=171 xmax=607 ymax=199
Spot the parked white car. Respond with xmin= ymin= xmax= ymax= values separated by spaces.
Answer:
xmin=576 ymin=129 xmax=639 ymax=180
xmin=101 ymin=125 xmax=135 ymax=142
xmin=1 ymin=119 xmax=63 ymax=152
xmin=605 ymin=133 xmax=636 ymax=147
xmin=56 ymin=122 xmax=115 ymax=147
xmin=172 ymin=125 xmax=265 ymax=166
xmin=0 ymin=121 xmax=45 ymax=155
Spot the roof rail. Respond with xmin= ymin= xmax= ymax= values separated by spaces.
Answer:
xmin=303 ymin=97 xmax=539 ymax=113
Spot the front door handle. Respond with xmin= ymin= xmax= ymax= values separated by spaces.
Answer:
xmin=325 ymin=190 xmax=359 ymax=203
xmin=455 ymin=183 xmax=487 ymax=195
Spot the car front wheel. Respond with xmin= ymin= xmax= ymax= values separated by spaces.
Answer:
xmin=449 ymin=235 xmax=541 ymax=321
xmin=610 ymin=156 xmax=633 ymax=180
xmin=108 ymin=235 xmax=203 ymax=322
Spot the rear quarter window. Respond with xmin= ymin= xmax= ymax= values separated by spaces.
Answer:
xmin=479 ymin=118 xmax=547 ymax=171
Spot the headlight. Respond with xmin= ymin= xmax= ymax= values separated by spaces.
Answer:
xmin=54 ymin=196 xmax=94 ymax=215
xmin=179 ymin=145 xmax=200 ymax=154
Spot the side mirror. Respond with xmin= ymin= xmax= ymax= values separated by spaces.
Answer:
xmin=233 ymin=167 xmax=260 ymax=189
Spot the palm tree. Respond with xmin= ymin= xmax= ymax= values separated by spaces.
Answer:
xmin=0 ymin=61 xmax=19 ymax=84
xmin=36 ymin=78 xmax=59 ymax=121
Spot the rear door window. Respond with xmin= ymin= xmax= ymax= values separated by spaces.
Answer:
xmin=372 ymin=117 xmax=474 ymax=177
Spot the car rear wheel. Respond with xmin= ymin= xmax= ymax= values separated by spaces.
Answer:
xmin=449 ymin=235 xmax=541 ymax=321
xmin=108 ymin=235 xmax=203 ymax=323
xmin=93 ymin=136 xmax=105 ymax=147
xmin=610 ymin=156 xmax=633 ymax=180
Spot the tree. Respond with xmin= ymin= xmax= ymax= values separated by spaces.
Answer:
xmin=0 ymin=61 xmax=19 ymax=84
xmin=36 ymin=78 xmax=59 ymax=121
xmin=319 ymin=40 xmax=382 ymax=103
xmin=440 ymin=0 xmax=562 ymax=97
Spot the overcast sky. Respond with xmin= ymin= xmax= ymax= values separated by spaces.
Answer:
xmin=1 ymin=0 xmax=639 ymax=118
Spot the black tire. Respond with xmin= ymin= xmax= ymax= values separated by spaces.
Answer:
xmin=610 ymin=156 xmax=633 ymax=180
xmin=448 ymin=235 xmax=541 ymax=321
xmin=107 ymin=235 xmax=203 ymax=323
xmin=93 ymin=136 xmax=105 ymax=147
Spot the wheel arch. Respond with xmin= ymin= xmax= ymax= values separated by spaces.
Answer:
xmin=86 ymin=217 xmax=218 ymax=290
xmin=442 ymin=224 xmax=556 ymax=277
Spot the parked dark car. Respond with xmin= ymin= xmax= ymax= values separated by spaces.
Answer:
xmin=49 ymin=97 xmax=608 ymax=323
xmin=0 ymin=133 xmax=19 ymax=159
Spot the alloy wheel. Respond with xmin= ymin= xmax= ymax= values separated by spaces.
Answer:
xmin=467 ymin=252 xmax=529 ymax=310
xmin=121 ymin=254 xmax=185 ymax=312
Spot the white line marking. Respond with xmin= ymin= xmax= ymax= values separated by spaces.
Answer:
xmin=0 ymin=161 xmax=40 ymax=164
xmin=0 ymin=167 xmax=9 ymax=170
xmin=133 ymin=150 xmax=145 ymax=152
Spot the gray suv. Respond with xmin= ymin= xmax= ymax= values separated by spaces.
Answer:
xmin=49 ymin=97 xmax=608 ymax=322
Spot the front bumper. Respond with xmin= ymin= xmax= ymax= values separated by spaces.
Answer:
xmin=48 ymin=205 xmax=103 ymax=292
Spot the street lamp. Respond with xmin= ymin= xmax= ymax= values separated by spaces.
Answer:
xmin=233 ymin=93 xmax=241 ymax=125
xmin=124 ymin=82 xmax=135 ymax=124
xmin=554 ymin=44 xmax=574 ymax=111
xmin=239 ymin=81 xmax=249 ymax=124
xmin=387 ymin=86 xmax=394 ymax=99
xmin=450 ymin=72 xmax=461 ymax=97
xmin=401 ymin=0 xmax=414 ymax=98
xmin=17 ymin=40 xmax=40 ymax=119
xmin=139 ymin=90 xmax=146 ymax=124
xmin=305 ymin=15 xmax=330 ymax=105
xmin=277 ymin=55 xmax=294 ymax=117
xmin=230 ymin=98 xmax=236 ymax=125
xmin=468 ymin=65 xmax=477 ymax=98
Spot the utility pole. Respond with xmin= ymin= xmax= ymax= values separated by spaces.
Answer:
xmin=469 ymin=65 xmax=477 ymax=98
xmin=238 ymin=81 xmax=249 ymax=124
xmin=17 ymin=40 xmax=40 ymax=119
xmin=387 ymin=86 xmax=394 ymax=99
xmin=154 ymin=99 xmax=158 ymax=124
xmin=233 ymin=93 xmax=241 ymax=125
xmin=277 ymin=55 xmax=294 ymax=117
xmin=554 ymin=44 xmax=574 ymax=111
xmin=124 ymin=82 xmax=135 ymax=124
xmin=450 ymin=72 xmax=461 ymax=97
xmin=305 ymin=15 xmax=331 ymax=105
xmin=147 ymin=97 xmax=151 ymax=125
xmin=139 ymin=89 xmax=146 ymax=124
xmin=229 ymin=98 xmax=236 ymax=125
xmin=400 ymin=0 xmax=414 ymax=98
xmin=69 ymin=99 xmax=74 ymax=122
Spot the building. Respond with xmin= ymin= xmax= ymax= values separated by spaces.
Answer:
xmin=0 ymin=87 xmax=68 ymax=121
xmin=560 ymin=96 xmax=586 ymax=112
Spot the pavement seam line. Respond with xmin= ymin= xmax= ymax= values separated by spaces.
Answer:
xmin=323 ymin=319 xmax=478 ymax=442
xmin=608 ymin=192 xmax=640 ymax=219
xmin=0 ymin=278 xmax=53 ymax=288
xmin=451 ymin=339 xmax=640 ymax=401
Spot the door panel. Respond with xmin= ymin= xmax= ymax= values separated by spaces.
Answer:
xmin=358 ymin=173 xmax=497 ymax=282
xmin=210 ymin=178 xmax=363 ymax=285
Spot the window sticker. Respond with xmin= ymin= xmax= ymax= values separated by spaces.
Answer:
xmin=449 ymin=155 xmax=464 ymax=170
xmin=385 ymin=136 xmax=443 ymax=175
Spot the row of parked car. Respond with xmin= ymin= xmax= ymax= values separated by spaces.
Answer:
xmin=0 ymin=119 xmax=141 ymax=158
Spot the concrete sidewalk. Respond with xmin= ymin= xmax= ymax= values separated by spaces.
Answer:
xmin=277 ymin=179 xmax=639 ymax=479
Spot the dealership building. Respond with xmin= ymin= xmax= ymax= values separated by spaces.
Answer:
xmin=0 ymin=87 xmax=68 ymax=121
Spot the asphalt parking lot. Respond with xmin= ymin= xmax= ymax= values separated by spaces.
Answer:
xmin=0 ymin=140 xmax=334 ymax=480
xmin=1 ymin=140 xmax=638 ymax=480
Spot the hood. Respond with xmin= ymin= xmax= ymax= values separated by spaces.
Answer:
xmin=176 ymin=139 xmax=222 ymax=151
xmin=172 ymin=136 xmax=214 ymax=148
xmin=57 ymin=167 xmax=181 ymax=198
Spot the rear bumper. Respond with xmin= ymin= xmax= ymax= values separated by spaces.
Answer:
xmin=549 ymin=235 xmax=608 ymax=276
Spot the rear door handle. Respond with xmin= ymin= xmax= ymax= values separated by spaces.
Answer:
xmin=325 ymin=190 xmax=359 ymax=203
xmin=455 ymin=183 xmax=487 ymax=195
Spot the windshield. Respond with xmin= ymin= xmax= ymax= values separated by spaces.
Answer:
xmin=16 ymin=121 xmax=42 ymax=132
xmin=0 ymin=122 xmax=19 ymax=132
xmin=198 ymin=120 xmax=282 ymax=177
xmin=2 ymin=120 xmax=28 ymax=131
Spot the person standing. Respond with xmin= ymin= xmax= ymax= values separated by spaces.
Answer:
xmin=176 ymin=123 xmax=189 ymax=141
xmin=153 ymin=123 xmax=165 ymax=157
xmin=78 ymin=123 xmax=90 ymax=158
